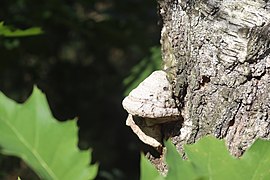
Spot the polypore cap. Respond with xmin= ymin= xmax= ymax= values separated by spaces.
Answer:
xmin=122 ymin=70 xmax=180 ymax=119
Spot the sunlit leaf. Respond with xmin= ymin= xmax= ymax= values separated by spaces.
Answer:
xmin=141 ymin=136 xmax=270 ymax=180
xmin=0 ymin=87 xmax=97 ymax=180
xmin=140 ymin=153 xmax=164 ymax=180
xmin=165 ymin=141 xmax=198 ymax=180
xmin=184 ymin=136 xmax=240 ymax=180
xmin=166 ymin=136 xmax=270 ymax=180
xmin=239 ymin=139 xmax=270 ymax=179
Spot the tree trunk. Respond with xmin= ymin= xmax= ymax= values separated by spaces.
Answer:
xmin=151 ymin=0 xmax=270 ymax=173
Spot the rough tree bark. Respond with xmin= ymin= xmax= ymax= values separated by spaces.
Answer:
xmin=147 ymin=0 xmax=270 ymax=173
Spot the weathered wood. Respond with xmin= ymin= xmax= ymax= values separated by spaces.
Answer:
xmin=155 ymin=0 xmax=270 ymax=173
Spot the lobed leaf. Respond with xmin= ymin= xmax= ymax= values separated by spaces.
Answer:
xmin=141 ymin=136 xmax=270 ymax=180
xmin=165 ymin=141 xmax=198 ymax=180
xmin=240 ymin=139 xmax=270 ymax=179
xmin=184 ymin=136 xmax=241 ymax=180
xmin=140 ymin=153 xmax=164 ymax=180
xmin=0 ymin=86 xmax=97 ymax=180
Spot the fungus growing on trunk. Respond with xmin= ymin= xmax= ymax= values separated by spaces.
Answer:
xmin=122 ymin=70 xmax=180 ymax=147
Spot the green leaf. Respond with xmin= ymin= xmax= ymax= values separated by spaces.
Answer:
xmin=184 ymin=136 xmax=240 ymax=180
xmin=0 ymin=21 xmax=43 ymax=37
xmin=240 ymin=139 xmax=270 ymax=179
xmin=163 ymin=136 xmax=270 ymax=180
xmin=123 ymin=46 xmax=161 ymax=95
xmin=140 ymin=153 xmax=164 ymax=180
xmin=0 ymin=86 xmax=97 ymax=180
xmin=165 ymin=141 xmax=198 ymax=180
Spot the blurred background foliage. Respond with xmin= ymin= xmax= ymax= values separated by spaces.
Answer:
xmin=0 ymin=0 xmax=161 ymax=179
xmin=0 ymin=22 xmax=43 ymax=37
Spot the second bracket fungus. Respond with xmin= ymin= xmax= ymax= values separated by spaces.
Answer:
xmin=122 ymin=70 xmax=180 ymax=147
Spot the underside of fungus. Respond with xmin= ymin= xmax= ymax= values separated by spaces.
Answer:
xmin=122 ymin=70 xmax=180 ymax=147
xmin=126 ymin=115 xmax=162 ymax=147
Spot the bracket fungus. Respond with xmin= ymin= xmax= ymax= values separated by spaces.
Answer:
xmin=122 ymin=70 xmax=180 ymax=147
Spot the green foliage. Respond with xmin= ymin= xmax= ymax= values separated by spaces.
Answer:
xmin=0 ymin=22 xmax=43 ymax=37
xmin=181 ymin=136 xmax=240 ymax=180
xmin=0 ymin=87 xmax=97 ymax=180
xmin=141 ymin=136 xmax=270 ymax=180
xmin=240 ymin=139 xmax=270 ymax=179
xmin=165 ymin=141 xmax=197 ymax=180
xmin=140 ymin=154 xmax=164 ymax=180
xmin=123 ymin=46 xmax=162 ymax=95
